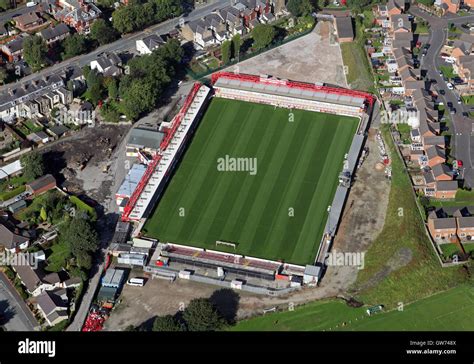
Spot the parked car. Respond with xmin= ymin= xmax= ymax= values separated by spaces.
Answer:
xmin=447 ymin=101 xmax=453 ymax=108
xmin=440 ymin=89 xmax=445 ymax=95
xmin=450 ymin=107 xmax=456 ymax=114
xmin=447 ymin=83 xmax=454 ymax=90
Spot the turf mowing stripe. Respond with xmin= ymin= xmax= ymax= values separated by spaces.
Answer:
xmin=143 ymin=100 xmax=230 ymax=237
xmin=293 ymin=118 xmax=358 ymax=263
xmin=217 ymin=110 xmax=284 ymax=249
xmin=236 ymin=110 xmax=302 ymax=257
xmin=167 ymin=100 xmax=247 ymax=241
xmin=249 ymin=113 xmax=319 ymax=261
xmin=191 ymin=102 xmax=265 ymax=244
xmin=264 ymin=114 xmax=337 ymax=263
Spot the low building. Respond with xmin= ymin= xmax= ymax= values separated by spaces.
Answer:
xmin=425 ymin=145 xmax=446 ymax=167
xmin=115 ymin=164 xmax=147 ymax=206
xmin=13 ymin=12 xmax=44 ymax=32
xmin=334 ymin=16 xmax=354 ymax=43
xmin=422 ymin=135 xmax=445 ymax=148
xmin=0 ymin=223 xmax=30 ymax=252
xmin=456 ymin=216 xmax=474 ymax=240
xmin=26 ymin=174 xmax=57 ymax=196
xmin=126 ymin=127 xmax=165 ymax=156
xmin=12 ymin=264 xmax=61 ymax=296
xmin=90 ymin=53 xmax=122 ymax=77
xmin=35 ymin=290 xmax=68 ymax=326
xmin=434 ymin=180 xmax=458 ymax=199
xmin=117 ymin=253 xmax=146 ymax=266
xmin=136 ymin=34 xmax=165 ymax=55
xmin=8 ymin=199 xmax=27 ymax=213
xmin=303 ymin=265 xmax=321 ymax=286
xmin=101 ymin=268 xmax=125 ymax=289
xmin=27 ymin=131 xmax=50 ymax=145
xmin=39 ymin=23 xmax=70 ymax=45
xmin=432 ymin=163 xmax=452 ymax=181
xmin=1 ymin=37 xmax=25 ymax=62
xmin=427 ymin=213 xmax=457 ymax=242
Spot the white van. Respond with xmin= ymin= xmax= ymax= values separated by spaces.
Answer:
xmin=127 ymin=277 xmax=145 ymax=287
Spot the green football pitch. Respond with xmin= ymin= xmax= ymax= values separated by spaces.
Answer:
xmin=231 ymin=285 xmax=474 ymax=331
xmin=142 ymin=98 xmax=359 ymax=265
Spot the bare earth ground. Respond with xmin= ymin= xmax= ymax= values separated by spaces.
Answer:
xmin=224 ymin=21 xmax=348 ymax=87
xmin=104 ymin=129 xmax=391 ymax=330
xmin=39 ymin=125 xmax=130 ymax=204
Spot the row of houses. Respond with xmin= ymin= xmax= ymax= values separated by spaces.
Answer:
xmin=181 ymin=0 xmax=279 ymax=48
xmin=372 ymin=2 xmax=459 ymax=200
xmin=445 ymin=32 xmax=474 ymax=93
xmin=427 ymin=208 xmax=474 ymax=243
xmin=1 ymin=0 xmax=101 ymax=63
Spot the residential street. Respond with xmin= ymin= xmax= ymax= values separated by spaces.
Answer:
xmin=0 ymin=0 xmax=229 ymax=94
xmin=409 ymin=5 xmax=474 ymax=186
xmin=0 ymin=271 xmax=38 ymax=331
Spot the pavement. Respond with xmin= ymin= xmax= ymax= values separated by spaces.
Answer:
xmin=0 ymin=271 xmax=38 ymax=331
xmin=0 ymin=0 xmax=229 ymax=94
xmin=409 ymin=5 xmax=474 ymax=186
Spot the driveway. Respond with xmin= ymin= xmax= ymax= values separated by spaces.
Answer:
xmin=0 ymin=272 xmax=38 ymax=331
xmin=410 ymin=5 xmax=474 ymax=186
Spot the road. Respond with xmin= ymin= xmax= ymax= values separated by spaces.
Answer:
xmin=409 ymin=5 xmax=474 ymax=186
xmin=0 ymin=0 xmax=229 ymax=94
xmin=0 ymin=4 xmax=39 ymax=26
xmin=0 ymin=271 xmax=38 ymax=331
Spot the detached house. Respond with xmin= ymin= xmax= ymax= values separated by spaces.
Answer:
xmin=90 ymin=53 xmax=122 ymax=77
xmin=35 ymin=290 xmax=69 ymax=326
xmin=136 ymin=34 xmax=165 ymax=55
xmin=0 ymin=223 xmax=30 ymax=252
xmin=13 ymin=12 xmax=44 ymax=32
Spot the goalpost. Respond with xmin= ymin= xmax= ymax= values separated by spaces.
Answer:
xmin=216 ymin=240 xmax=237 ymax=250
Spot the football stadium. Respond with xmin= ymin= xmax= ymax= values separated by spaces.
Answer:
xmin=120 ymin=72 xmax=373 ymax=290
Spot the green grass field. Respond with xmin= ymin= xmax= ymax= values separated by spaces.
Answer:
xmin=143 ymin=98 xmax=359 ymax=264
xmin=231 ymin=285 xmax=474 ymax=331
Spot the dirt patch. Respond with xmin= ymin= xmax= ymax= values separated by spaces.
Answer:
xmin=224 ymin=21 xmax=347 ymax=87
xmin=40 ymin=125 xmax=130 ymax=204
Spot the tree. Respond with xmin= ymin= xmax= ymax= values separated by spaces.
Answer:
xmin=182 ymin=298 xmax=225 ymax=331
xmin=0 ymin=0 xmax=11 ymax=11
xmin=107 ymin=78 xmax=119 ymax=100
xmin=20 ymin=152 xmax=45 ymax=181
xmin=252 ymin=24 xmax=276 ymax=51
xmin=221 ymin=40 xmax=232 ymax=64
xmin=62 ymin=34 xmax=88 ymax=60
xmin=287 ymin=0 xmax=313 ymax=17
xmin=232 ymin=34 xmax=242 ymax=60
xmin=152 ymin=315 xmax=183 ymax=331
xmin=86 ymin=70 xmax=104 ymax=106
xmin=90 ymin=19 xmax=119 ymax=46
xmin=153 ymin=0 xmax=183 ymax=22
xmin=40 ymin=206 xmax=47 ymax=222
xmin=121 ymin=80 xmax=157 ymax=120
xmin=59 ymin=215 xmax=98 ymax=270
xmin=23 ymin=35 xmax=47 ymax=71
